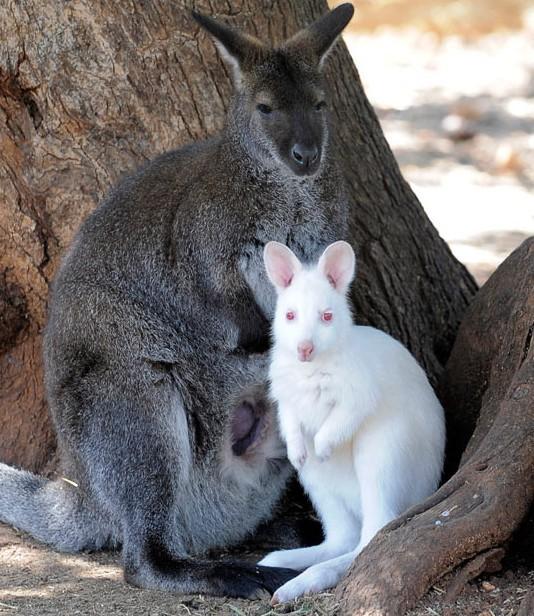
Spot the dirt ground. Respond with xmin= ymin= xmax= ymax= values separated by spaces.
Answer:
xmin=2 ymin=3 xmax=534 ymax=616
xmin=1 ymin=518 xmax=534 ymax=616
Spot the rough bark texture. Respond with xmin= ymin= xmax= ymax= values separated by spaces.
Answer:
xmin=0 ymin=0 xmax=476 ymax=472
xmin=336 ymin=238 xmax=534 ymax=616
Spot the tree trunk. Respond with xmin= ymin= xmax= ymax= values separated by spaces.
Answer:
xmin=336 ymin=238 xmax=534 ymax=616
xmin=0 ymin=1 xmax=475 ymax=476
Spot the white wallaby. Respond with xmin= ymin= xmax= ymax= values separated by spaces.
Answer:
xmin=259 ymin=240 xmax=446 ymax=604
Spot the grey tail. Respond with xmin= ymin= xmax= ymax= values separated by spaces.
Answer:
xmin=0 ymin=462 xmax=109 ymax=552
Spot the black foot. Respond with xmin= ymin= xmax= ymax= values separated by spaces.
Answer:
xmin=213 ymin=561 xmax=298 ymax=599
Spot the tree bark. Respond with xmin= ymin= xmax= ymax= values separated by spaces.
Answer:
xmin=0 ymin=2 xmax=475 ymax=471
xmin=336 ymin=238 xmax=534 ymax=616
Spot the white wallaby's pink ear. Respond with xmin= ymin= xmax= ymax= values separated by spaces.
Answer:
xmin=318 ymin=241 xmax=356 ymax=293
xmin=263 ymin=242 xmax=302 ymax=291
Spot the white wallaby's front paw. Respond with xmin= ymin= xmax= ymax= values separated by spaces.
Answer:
xmin=314 ymin=433 xmax=333 ymax=462
xmin=287 ymin=439 xmax=307 ymax=470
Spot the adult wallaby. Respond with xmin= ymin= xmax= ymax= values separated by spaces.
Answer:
xmin=0 ymin=3 xmax=355 ymax=599
xmin=260 ymin=241 xmax=445 ymax=602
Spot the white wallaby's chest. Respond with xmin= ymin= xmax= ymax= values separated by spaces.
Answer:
xmin=271 ymin=366 xmax=342 ymax=435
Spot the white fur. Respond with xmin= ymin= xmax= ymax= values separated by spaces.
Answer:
xmin=213 ymin=40 xmax=243 ymax=88
xmin=259 ymin=241 xmax=445 ymax=604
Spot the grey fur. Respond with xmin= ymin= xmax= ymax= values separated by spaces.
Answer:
xmin=0 ymin=3 xmax=354 ymax=598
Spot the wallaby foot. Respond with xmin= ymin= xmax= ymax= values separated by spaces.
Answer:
xmin=259 ymin=539 xmax=350 ymax=572
xmin=124 ymin=535 xmax=297 ymax=598
xmin=259 ymin=487 xmax=359 ymax=572
xmin=271 ymin=549 xmax=355 ymax=604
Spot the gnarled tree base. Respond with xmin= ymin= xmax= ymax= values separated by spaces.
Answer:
xmin=336 ymin=238 xmax=534 ymax=616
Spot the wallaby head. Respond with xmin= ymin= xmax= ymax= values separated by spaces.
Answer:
xmin=264 ymin=241 xmax=356 ymax=362
xmin=193 ymin=3 xmax=354 ymax=177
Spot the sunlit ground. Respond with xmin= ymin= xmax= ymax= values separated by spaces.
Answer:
xmin=339 ymin=2 xmax=534 ymax=284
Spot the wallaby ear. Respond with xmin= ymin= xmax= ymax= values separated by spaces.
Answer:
xmin=192 ymin=11 xmax=264 ymax=86
xmin=318 ymin=241 xmax=356 ymax=293
xmin=263 ymin=242 xmax=302 ymax=292
xmin=287 ymin=3 xmax=354 ymax=66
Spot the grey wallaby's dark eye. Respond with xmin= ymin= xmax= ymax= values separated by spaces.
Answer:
xmin=315 ymin=100 xmax=327 ymax=111
xmin=257 ymin=103 xmax=273 ymax=115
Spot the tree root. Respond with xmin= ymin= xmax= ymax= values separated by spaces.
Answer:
xmin=443 ymin=548 xmax=504 ymax=603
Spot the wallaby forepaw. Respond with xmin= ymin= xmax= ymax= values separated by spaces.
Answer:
xmin=287 ymin=441 xmax=307 ymax=470
xmin=313 ymin=434 xmax=333 ymax=462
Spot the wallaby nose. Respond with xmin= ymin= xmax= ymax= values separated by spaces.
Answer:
xmin=291 ymin=144 xmax=319 ymax=169
xmin=297 ymin=340 xmax=315 ymax=362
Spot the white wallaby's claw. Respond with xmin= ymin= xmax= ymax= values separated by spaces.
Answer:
xmin=287 ymin=440 xmax=308 ymax=470
xmin=270 ymin=592 xmax=280 ymax=605
xmin=313 ymin=434 xmax=333 ymax=462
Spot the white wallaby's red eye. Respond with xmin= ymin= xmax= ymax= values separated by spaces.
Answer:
xmin=322 ymin=311 xmax=333 ymax=322
xmin=286 ymin=311 xmax=295 ymax=321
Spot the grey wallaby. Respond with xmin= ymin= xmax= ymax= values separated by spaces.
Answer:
xmin=0 ymin=3 xmax=354 ymax=598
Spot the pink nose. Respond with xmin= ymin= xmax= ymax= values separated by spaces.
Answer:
xmin=297 ymin=341 xmax=314 ymax=362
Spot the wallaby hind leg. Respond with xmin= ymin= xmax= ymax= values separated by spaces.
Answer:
xmin=259 ymin=483 xmax=360 ymax=571
xmin=83 ymin=398 xmax=297 ymax=598
xmin=0 ymin=462 xmax=110 ymax=552
xmin=123 ymin=533 xmax=297 ymax=598
xmin=352 ymin=432 xmax=400 ymax=557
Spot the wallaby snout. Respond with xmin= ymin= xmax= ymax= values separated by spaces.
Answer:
xmin=297 ymin=340 xmax=315 ymax=362
xmin=291 ymin=142 xmax=320 ymax=176
xmin=261 ymin=104 xmax=326 ymax=177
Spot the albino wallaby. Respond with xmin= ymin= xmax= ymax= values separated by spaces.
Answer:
xmin=260 ymin=241 xmax=445 ymax=603
xmin=0 ymin=4 xmax=356 ymax=599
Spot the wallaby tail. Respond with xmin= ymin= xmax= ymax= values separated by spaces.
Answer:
xmin=0 ymin=462 xmax=109 ymax=552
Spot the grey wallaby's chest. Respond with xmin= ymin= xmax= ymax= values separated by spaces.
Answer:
xmin=232 ymin=174 xmax=345 ymax=256
xmin=172 ymin=146 xmax=346 ymax=253
xmin=234 ymin=174 xmax=347 ymax=328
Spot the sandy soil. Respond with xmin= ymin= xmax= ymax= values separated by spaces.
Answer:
xmin=2 ymin=6 xmax=534 ymax=616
